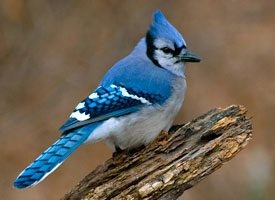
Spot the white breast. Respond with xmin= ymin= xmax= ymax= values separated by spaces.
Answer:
xmin=86 ymin=77 xmax=186 ymax=151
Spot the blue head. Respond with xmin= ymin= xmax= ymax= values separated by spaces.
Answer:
xmin=146 ymin=10 xmax=200 ymax=76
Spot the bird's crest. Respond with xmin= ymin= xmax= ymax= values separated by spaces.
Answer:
xmin=148 ymin=10 xmax=186 ymax=48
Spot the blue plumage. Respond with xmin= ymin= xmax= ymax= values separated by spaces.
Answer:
xmin=14 ymin=123 xmax=101 ymax=189
xmin=101 ymin=39 xmax=174 ymax=102
xmin=148 ymin=10 xmax=186 ymax=48
xmin=60 ymin=84 xmax=164 ymax=133
xmin=14 ymin=10 xmax=200 ymax=189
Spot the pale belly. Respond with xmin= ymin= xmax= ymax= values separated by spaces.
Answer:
xmin=87 ymin=78 xmax=186 ymax=150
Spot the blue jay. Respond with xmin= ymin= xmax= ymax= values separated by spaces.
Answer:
xmin=14 ymin=10 xmax=200 ymax=189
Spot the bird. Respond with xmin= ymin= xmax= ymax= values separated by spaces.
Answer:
xmin=13 ymin=10 xmax=200 ymax=189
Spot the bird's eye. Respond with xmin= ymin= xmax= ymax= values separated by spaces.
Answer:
xmin=161 ymin=47 xmax=173 ymax=54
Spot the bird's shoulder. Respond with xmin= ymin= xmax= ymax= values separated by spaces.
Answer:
xmin=60 ymin=50 xmax=178 ymax=133
xmin=101 ymin=54 xmax=175 ymax=102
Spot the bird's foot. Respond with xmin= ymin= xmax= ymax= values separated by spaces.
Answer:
xmin=127 ymin=145 xmax=146 ymax=155
xmin=112 ymin=146 xmax=126 ymax=158
xmin=169 ymin=123 xmax=185 ymax=134
xmin=112 ymin=145 xmax=146 ymax=159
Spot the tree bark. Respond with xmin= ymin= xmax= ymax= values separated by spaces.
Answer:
xmin=62 ymin=105 xmax=252 ymax=200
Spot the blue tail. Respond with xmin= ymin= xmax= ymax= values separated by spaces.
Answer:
xmin=13 ymin=123 xmax=100 ymax=189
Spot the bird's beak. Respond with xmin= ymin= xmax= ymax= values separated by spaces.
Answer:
xmin=180 ymin=51 xmax=201 ymax=62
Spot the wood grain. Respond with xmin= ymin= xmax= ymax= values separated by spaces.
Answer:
xmin=63 ymin=105 xmax=252 ymax=200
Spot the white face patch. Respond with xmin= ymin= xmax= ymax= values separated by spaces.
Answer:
xmin=70 ymin=111 xmax=90 ymax=121
xmin=153 ymin=38 xmax=185 ymax=77
xmin=154 ymin=38 xmax=175 ymax=50
xmin=156 ymin=53 xmax=184 ymax=77
xmin=154 ymin=39 xmax=177 ymax=68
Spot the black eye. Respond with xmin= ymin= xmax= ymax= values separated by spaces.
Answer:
xmin=161 ymin=47 xmax=174 ymax=54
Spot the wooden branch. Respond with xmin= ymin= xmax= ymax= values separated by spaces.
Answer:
xmin=62 ymin=105 xmax=252 ymax=200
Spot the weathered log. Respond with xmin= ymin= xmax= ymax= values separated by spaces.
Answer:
xmin=63 ymin=105 xmax=252 ymax=200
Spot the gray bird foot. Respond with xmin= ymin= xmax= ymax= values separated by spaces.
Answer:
xmin=169 ymin=123 xmax=185 ymax=134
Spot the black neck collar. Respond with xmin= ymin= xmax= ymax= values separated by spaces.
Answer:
xmin=145 ymin=32 xmax=161 ymax=67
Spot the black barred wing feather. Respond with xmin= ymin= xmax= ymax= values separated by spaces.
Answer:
xmin=59 ymin=84 xmax=163 ymax=133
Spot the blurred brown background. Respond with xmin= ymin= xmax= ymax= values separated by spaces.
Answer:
xmin=1 ymin=1 xmax=274 ymax=199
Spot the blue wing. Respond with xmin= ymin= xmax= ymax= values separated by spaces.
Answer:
xmin=59 ymin=84 xmax=164 ymax=133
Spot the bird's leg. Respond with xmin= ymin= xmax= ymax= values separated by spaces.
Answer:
xmin=112 ymin=145 xmax=146 ymax=158
xmin=112 ymin=146 xmax=125 ymax=158
xmin=127 ymin=145 xmax=146 ymax=155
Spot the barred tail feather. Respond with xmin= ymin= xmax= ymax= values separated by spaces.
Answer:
xmin=13 ymin=123 xmax=100 ymax=189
